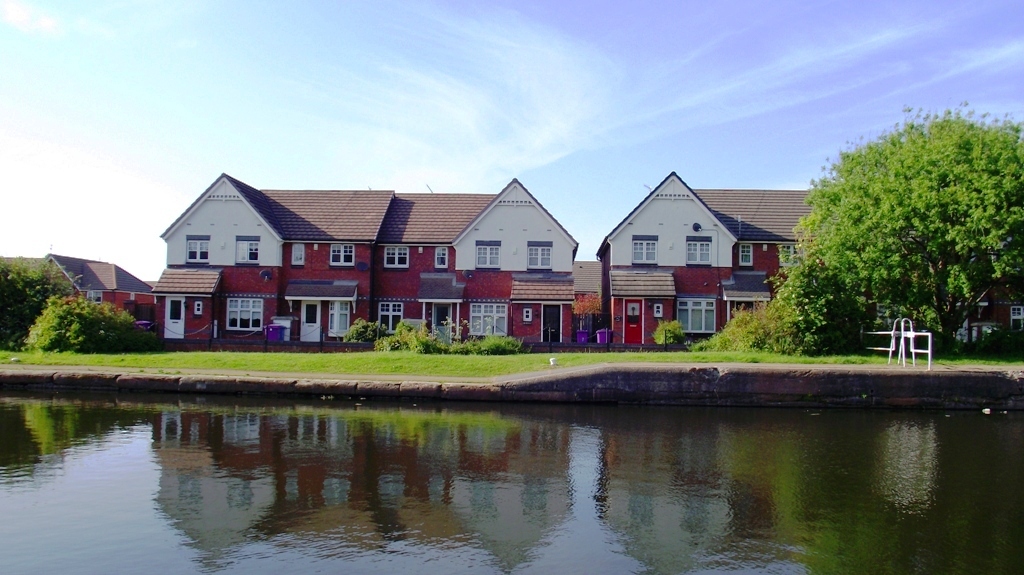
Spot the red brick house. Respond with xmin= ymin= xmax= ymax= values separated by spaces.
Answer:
xmin=153 ymin=174 xmax=578 ymax=343
xmin=597 ymin=172 xmax=809 ymax=344
xmin=47 ymin=254 xmax=154 ymax=309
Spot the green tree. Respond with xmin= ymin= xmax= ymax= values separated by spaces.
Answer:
xmin=0 ymin=258 xmax=74 ymax=349
xmin=802 ymin=108 xmax=1024 ymax=347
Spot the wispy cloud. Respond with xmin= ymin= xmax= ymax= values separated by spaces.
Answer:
xmin=2 ymin=0 xmax=58 ymax=34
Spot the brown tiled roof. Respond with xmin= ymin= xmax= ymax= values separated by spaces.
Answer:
xmin=609 ymin=270 xmax=677 ymax=297
xmin=510 ymin=273 xmax=574 ymax=301
xmin=261 ymin=190 xmax=394 ymax=241
xmin=48 ymin=254 xmax=152 ymax=294
xmin=284 ymin=280 xmax=358 ymax=299
xmin=695 ymin=189 xmax=809 ymax=242
xmin=379 ymin=194 xmax=495 ymax=244
xmin=417 ymin=273 xmax=466 ymax=301
xmin=722 ymin=271 xmax=771 ymax=300
xmin=573 ymin=261 xmax=601 ymax=294
xmin=152 ymin=269 xmax=221 ymax=295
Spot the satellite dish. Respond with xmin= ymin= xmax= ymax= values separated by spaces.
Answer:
xmin=356 ymin=262 xmax=369 ymax=271
xmin=692 ymin=223 xmax=702 ymax=232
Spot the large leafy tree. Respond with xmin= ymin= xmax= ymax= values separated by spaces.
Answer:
xmin=802 ymin=108 xmax=1024 ymax=345
xmin=0 ymin=258 xmax=74 ymax=349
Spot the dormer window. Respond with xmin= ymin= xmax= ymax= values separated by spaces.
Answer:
xmin=186 ymin=235 xmax=210 ymax=263
xmin=632 ymin=235 xmax=657 ymax=264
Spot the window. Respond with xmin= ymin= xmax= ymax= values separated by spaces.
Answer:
xmin=739 ymin=243 xmax=753 ymax=266
xmin=470 ymin=303 xmax=507 ymax=335
xmin=328 ymin=301 xmax=351 ymax=336
xmin=291 ymin=243 xmax=305 ymax=266
xmin=227 ymin=298 xmax=263 ymax=330
xmin=686 ymin=240 xmax=712 ymax=265
xmin=384 ymin=246 xmax=409 ymax=268
xmin=528 ymin=246 xmax=552 ymax=269
xmin=193 ymin=301 xmax=203 ymax=316
xmin=235 ymin=236 xmax=260 ymax=263
xmin=186 ymin=236 xmax=210 ymax=263
xmin=330 ymin=244 xmax=355 ymax=266
xmin=379 ymin=302 xmax=403 ymax=332
xmin=476 ymin=245 xmax=500 ymax=268
xmin=523 ymin=307 xmax=533 ymax=323
xmin=1012 ymin=306 xmax=1023 ymax=331
xmin=677 ymin=299 xmax=715 ymax=333
xmin=779 ymin=244 xmax=798 ymax=267
xmin=435 ymin=247 xmax=448 ymax=268
xmin=86 ymin=290 xmax=102 ymax=303
xmin=632 ymin=241 xmax=657 ymax=263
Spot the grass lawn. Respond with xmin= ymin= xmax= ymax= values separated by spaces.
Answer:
xmin=3 ymin=349 xmax=1017 ymax=379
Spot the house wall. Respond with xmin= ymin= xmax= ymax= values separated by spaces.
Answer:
xmin=285 ymin=241 xmax=374 ymax=330
xmin=605 ymin=178 xmax=733 ymax=268
xmin=454 ymin=183 xmax=574 ymax=272
xmin=165 ymin=179 xmax=282 ymax=267
xmin=372 ymin=244 xmax=454 ymax=323
xmin=509 ymin=302 xmax=572 ymax=343
xmin=101 ymin=290 xmax=155 ymax=307
xmin=733 ymin=242 xmax=785 ymax=278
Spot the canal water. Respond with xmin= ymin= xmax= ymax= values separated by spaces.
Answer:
xmin=0 ymin=392 xmax=1021 ymax=574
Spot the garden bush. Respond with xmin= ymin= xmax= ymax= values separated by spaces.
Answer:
xmin=345 ymin=318 xmax=385 ymax=342
xmin=372 ymin=321 xmax=525 ymax=355
xmin=26 ymin=296 xmax=161 ymax=353
xmin=652 ymin=320 xmax=685 ymax=345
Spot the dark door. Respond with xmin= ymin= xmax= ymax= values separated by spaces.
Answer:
xmin=625 ymin=299 xmax=642 ymax=344
xmin=542 ymin=305 xmax=560 ymax=342
xmin=433 ymin=304 xmax=451 ymax=343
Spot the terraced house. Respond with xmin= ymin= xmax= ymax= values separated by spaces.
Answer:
xmin=598 ymin=172 xmax=809 ymax=344
xmin=152 ymin=174 xmax=577 ymax=343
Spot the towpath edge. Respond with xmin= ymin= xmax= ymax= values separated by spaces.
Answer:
xmin=3 ymin=363 xmax=1023 ymax=409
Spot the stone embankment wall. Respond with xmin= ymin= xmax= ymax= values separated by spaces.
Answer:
xmin=2 ymin=366 xmax=1023 ymax=409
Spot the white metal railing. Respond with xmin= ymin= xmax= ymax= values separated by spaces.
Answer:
xmin=865 ymin=318 xmax=932 ymax=370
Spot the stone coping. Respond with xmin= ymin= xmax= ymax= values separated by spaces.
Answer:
xmin=2 ymin=364 xmax=1022 ymax=409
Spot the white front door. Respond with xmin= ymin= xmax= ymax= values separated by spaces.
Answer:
xmin=165 ymin=297 xmax=184 ymax=339
xmin=300 ymin=301 xmax=321 ymax=342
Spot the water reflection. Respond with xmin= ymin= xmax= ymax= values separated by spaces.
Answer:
xmin=1 ymin=393 xmax=1023 ymax=574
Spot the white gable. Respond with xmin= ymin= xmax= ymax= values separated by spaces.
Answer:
xmin=453 ymin=181 xmax=577 ymax=271
xmin=164 ymin=177 xmax=282 ymax=267
xmin=606 ymin=174 xmax=736 ymax=267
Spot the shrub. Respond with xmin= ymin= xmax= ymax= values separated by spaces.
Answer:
xmin=691 ymin=302 xmax=798 ymax=354
xmin=652 ymin=320 xmax=685 ymax=345
xmin=26 ymin=296 xmax=161 ymax=353
xmin=475 ymin=335 xmax=525 ymax=355
xmin=0 ymin=258 xmax=73 ymax=350
xmin=970 ymin=328 xmax=1024 ymax=357
xmin=345 ymin=318 xmax=385 ymax=342
xmin=371 ymin=320 xmax=525 ymax=355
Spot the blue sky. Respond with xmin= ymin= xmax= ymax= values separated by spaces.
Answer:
xmin=2 ymin=0 xmax=1022 ymax=281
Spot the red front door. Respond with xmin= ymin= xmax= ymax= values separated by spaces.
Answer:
xmin=625 ymin=299 xmax=642 ymax=344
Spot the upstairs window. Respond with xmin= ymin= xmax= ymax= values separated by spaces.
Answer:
xmin=632 ymin=235 xmax=657 ymax=263
xmin=291 ymin=243 xmax=305 ymax=266
xmin=738 ymin=243 xmax=752 ymax=266
xmin=235 ymin=236 xmax=260 ymax=263
xmin=331 ymin=244 xmax=355 ymax=266
xmin=186 ymin=236 xmax=210 ymax=263
xmin=86 ymin=290 xmax=102 ymax=303
xmin=779 ymin=244 xmax=798 ymax=267
xmin=476 ymin=243 xmax=500 ymax=268
xmin=527 ymin=243 xmax=552 ymax=269
xmin=686 ymin=237 xmax=712 ymax=265
xmin=384 ymin=246 xmax=409 ymax=268
xmin=435 ymin=247 xmax=448 ymax=268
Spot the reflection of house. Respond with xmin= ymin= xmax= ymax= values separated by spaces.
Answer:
xmin=153 ymin=174 xmax=578 ymax=343
xmin=598 ymin=173 xmax=808 ymax=343
xmin=148 ymin=408 xmax=572 ymax=570
xmin=46 ymin=253 xmax=154 ymax=309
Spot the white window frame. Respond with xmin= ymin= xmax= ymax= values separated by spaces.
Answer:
xmin=677 ymin=299 xmax=716 ymax=333
xmin=779 ymin=244 xmax=798 ymax=267
xmin=86 ymin=290 xmax=102 ymax=303
xmin=330 ymin=244 xmax=355 ymax=266
xmin=1011 ymin=306 xmax=1023 ymax=331
xmin=523 ymin=307 xmax=533 ymax=323
xmin=236 ymin=241 xmax=260 ymax=263
xmin=470 ymin=303 xmax=508 ymax=335
xmin=435 ymin=247 xmax=448 ymax=268
xmin=476 ymin=246 xmax=500 ymax=268
xmin=186 ymin=240 xmax=210 ymax=263
xmin=527 ymin=246 xmax=552 ymax=269
xmin=738 ymin=243 xmax=753 ymax=266
xmin=384 ymin=246 xmax=409 ymax=268
xmin=226 ymin=298 xmax=263 ymax=330
xmin=328 ymin=301 xmax=351 ymax=337
xmin=632 ymin=241 xmax=657 ymax=263
xmin=194 ymin=301 xmax=203 ymax=315
xmin=291 ymin=243 xmax=305 ymax=266
xmin=686 ymin=241 xmax=712 ymax=265
xmin=379 ymin=302 xmax=403 ymax=332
